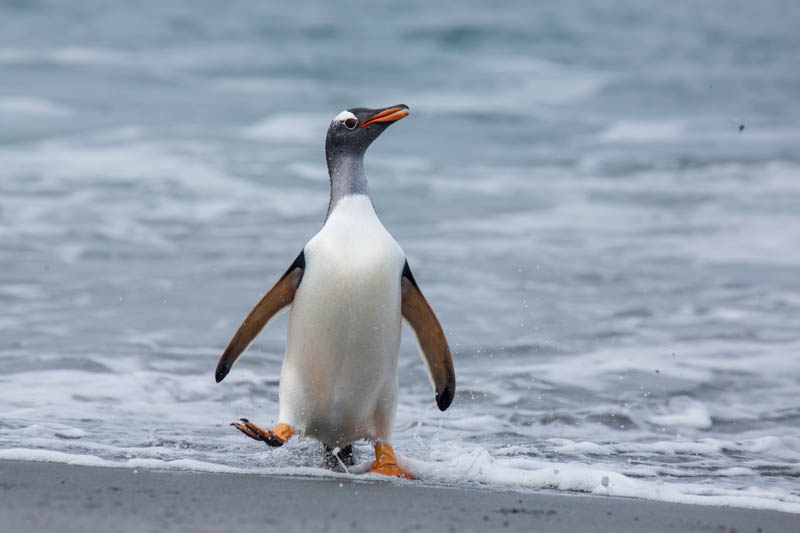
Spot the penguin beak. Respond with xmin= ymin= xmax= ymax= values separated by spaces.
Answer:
xmin=361 ymin=105 xmax=409 ymax=128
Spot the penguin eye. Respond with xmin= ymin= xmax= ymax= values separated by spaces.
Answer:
xmin=344 ymin=117 xmax=358 ymax=130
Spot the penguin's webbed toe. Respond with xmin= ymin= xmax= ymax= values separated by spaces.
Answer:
xmin=368 ymin=442 xmax=414 ymax=479
xmin=231 ymin=420 xmax=294 ymax=447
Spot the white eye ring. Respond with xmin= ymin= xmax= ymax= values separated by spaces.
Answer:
xmin=334 ymin=110 xmax=358 ymax=130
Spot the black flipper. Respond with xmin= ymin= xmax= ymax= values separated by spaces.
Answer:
xmin=215 ymin=251 xmax=305 ymax=383
xmin=401 ymin=261 xmax=456 ymax=411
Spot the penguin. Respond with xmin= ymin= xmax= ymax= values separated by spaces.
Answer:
xmin=215 ymin=104 xmax=455 ymax=478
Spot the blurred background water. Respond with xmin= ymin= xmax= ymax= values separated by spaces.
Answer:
xmin=1 ymin=0 xmax=799 ymax=509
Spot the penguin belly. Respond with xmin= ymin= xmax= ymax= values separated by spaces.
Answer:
xmin=278 ymin=195 xmax=405 ymax=448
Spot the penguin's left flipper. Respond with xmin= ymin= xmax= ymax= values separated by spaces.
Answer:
xmin=401 ymin=261 xmax=456 ymax=411
xmin=215 ymin=251 xmax=305 ymax=383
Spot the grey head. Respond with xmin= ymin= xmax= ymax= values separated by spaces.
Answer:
xmin=325 ymin=104 xmax=409 ymax=217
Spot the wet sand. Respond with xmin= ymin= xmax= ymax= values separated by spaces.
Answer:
xmin=0 ymin=460 xmax=794 ymax=532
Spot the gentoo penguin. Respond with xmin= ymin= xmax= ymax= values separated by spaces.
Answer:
xmin=215 ymin=104 xmax=455 ymax=478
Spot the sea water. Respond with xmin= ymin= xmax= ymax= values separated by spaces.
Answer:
xmin=1 ymin=0 xmax=799 ymax=513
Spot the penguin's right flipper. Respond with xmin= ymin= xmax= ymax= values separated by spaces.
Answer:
xmin=215 ymin=251 xmax=305 ymax=383
xmin=401 ymin=261 xmax=456 ymax=412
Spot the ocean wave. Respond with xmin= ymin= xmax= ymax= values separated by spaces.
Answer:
xmin=242 ymin=113 xmax=326 ymax=143
xmin=0 ymin=96 xmax=72 ymax=117
xmin=599 ymin=120 xmax=687 ymax=143
xmin=0 ymin=46 xmax=132 ymax=67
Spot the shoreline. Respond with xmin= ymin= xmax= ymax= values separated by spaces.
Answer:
xmin=1 ymin=459 xmax=796 ymax=532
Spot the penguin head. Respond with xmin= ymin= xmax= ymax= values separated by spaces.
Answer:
xmin=325 ymin=104 xmax=409 ymax=157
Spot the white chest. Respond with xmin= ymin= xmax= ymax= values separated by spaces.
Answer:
xmin=308 ymin=195 xmax=404 ymax=271
xmin=278 ymin=195 xmax=407 ymax=443
xmin=297 ymin=195 xmax=405 ymax=331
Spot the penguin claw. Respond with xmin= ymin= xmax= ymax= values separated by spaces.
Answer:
xmin=231 ymin=420 xmax=294 ymax=447
xmin=231 ymin=421 xmax=262 ymax=441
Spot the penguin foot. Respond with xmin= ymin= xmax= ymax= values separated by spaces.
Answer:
xmin=231 ymin=419 xmax=293 ymax=447
xmin=368 ymin=442 xmax=413 ymax=479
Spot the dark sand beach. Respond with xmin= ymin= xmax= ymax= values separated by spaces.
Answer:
xmin=0 ymin=460 xmax=794 ymax=532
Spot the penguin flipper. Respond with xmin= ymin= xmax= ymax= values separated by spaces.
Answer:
xmin=401 ymin=261 xmax=455 ymax=411
xmin=215 ymin=251 xmax=305 ymax=383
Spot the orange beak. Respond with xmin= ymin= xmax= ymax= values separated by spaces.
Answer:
xmin=361 ymin=106 xmax=409 ymax=128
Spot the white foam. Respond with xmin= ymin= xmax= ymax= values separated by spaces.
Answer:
xmin=3 ymin=446 xmax=799 ymax=514
xmin=19 ymin=424 xmax=88 ymax=439
xmin=408 ymin=448 xmax=800 ymax=513
xmin=648 ymin=396 xmax=713 ymax=429
xmin=55 ymin=428 xmax=89 ymax=439
xmin=0 ymin=448 xmax=360 ymax=478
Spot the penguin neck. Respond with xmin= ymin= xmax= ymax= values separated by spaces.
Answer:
xmin=326 ymin=150 xmax=371 ymax=218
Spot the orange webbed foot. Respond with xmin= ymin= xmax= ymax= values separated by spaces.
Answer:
xmin=231 ymin=419 xmax=293 ymax=447
xmin=368 ymin=442 xmax=413 ymax=479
